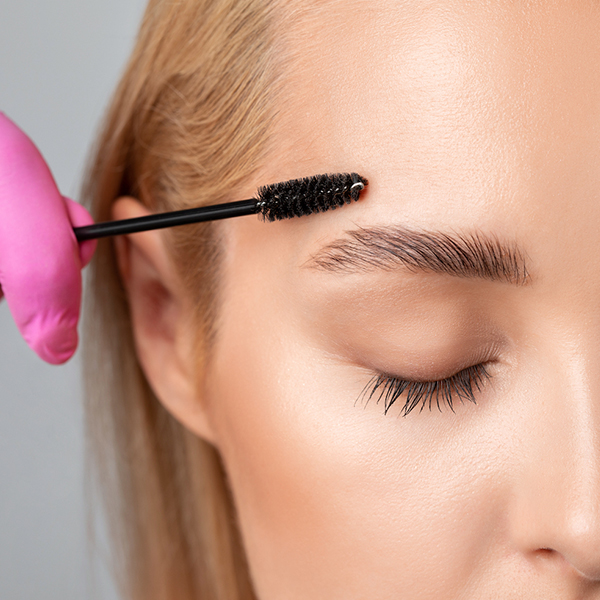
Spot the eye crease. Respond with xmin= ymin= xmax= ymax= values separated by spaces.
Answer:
xmin=358 ymin=363 xmax=493 ymax=417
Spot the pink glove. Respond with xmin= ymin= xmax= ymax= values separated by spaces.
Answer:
xmin=0 ymin=112 xmax=96 ymax=364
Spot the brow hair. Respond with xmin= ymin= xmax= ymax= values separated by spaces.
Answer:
xmin=304 ymin=225 xmax=531 ymax=285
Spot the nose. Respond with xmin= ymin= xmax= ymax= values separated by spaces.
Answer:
xmin=508 ymin=351 xmax=600 ymax=581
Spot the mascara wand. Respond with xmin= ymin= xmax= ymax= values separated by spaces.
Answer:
xmin=74 ymin=172 xmax=368 ymax=242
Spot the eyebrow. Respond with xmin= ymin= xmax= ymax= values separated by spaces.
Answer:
xmin=303 ymin=225 xmax=531 ymax=286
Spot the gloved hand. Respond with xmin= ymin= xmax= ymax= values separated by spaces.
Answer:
xmin=0 ymin=112 xmax=96 ymax=364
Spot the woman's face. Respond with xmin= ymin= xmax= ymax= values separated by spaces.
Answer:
xmin=204 ymin=1 xmax=600 ymax=597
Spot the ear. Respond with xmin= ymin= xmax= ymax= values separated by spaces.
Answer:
xmin=112 ymin=197 xmax=217 ymax=444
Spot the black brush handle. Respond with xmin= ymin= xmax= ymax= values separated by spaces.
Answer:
xmin=74 ymin=198 xmax=258 ymax=241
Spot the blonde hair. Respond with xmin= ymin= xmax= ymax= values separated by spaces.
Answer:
xmin=83 ymin=1 xmax=283 ymax=598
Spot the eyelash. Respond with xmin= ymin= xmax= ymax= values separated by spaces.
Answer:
xmin=358 ymin=363 xmax=493 ymax=417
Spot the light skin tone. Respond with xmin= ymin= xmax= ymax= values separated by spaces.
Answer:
xmin=114 ymin=1 xmax=600 ymax=598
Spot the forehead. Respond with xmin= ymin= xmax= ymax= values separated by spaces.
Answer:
xmin=261 ymin=0 xmax=600 ymax=286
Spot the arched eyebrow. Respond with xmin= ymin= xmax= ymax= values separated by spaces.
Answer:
xmin=302 ymin=225 xmax=531 ymax=286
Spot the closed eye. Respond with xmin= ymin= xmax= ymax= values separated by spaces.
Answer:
xmin=357 ymin=363 xmax=493 ymax=417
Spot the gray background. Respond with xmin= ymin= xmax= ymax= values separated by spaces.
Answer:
xmin=0 ymin=1 xmax=147 ymax=598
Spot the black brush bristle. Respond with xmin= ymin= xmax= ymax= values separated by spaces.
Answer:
xmin=256 ymin=172 xmax=368 ymax=222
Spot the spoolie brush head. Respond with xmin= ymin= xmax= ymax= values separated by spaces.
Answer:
xmin=255 ymin=172 xmax=368 ymax=222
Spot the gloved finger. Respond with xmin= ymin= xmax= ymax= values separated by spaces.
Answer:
xmin=0 ymin=112 xmax=83 ymax=364
xmin=63 ymin=196 xmax=97 ymax=267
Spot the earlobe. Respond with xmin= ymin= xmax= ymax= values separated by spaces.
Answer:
xmin=111 ymin=197 xmax=217 ymax=445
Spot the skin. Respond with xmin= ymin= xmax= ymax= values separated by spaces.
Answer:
xmin=115 ymin=1 xmax=600 ymax=598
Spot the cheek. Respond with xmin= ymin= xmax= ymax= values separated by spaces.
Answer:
xmin=206 ymin=281 xmax=513 ymax=600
